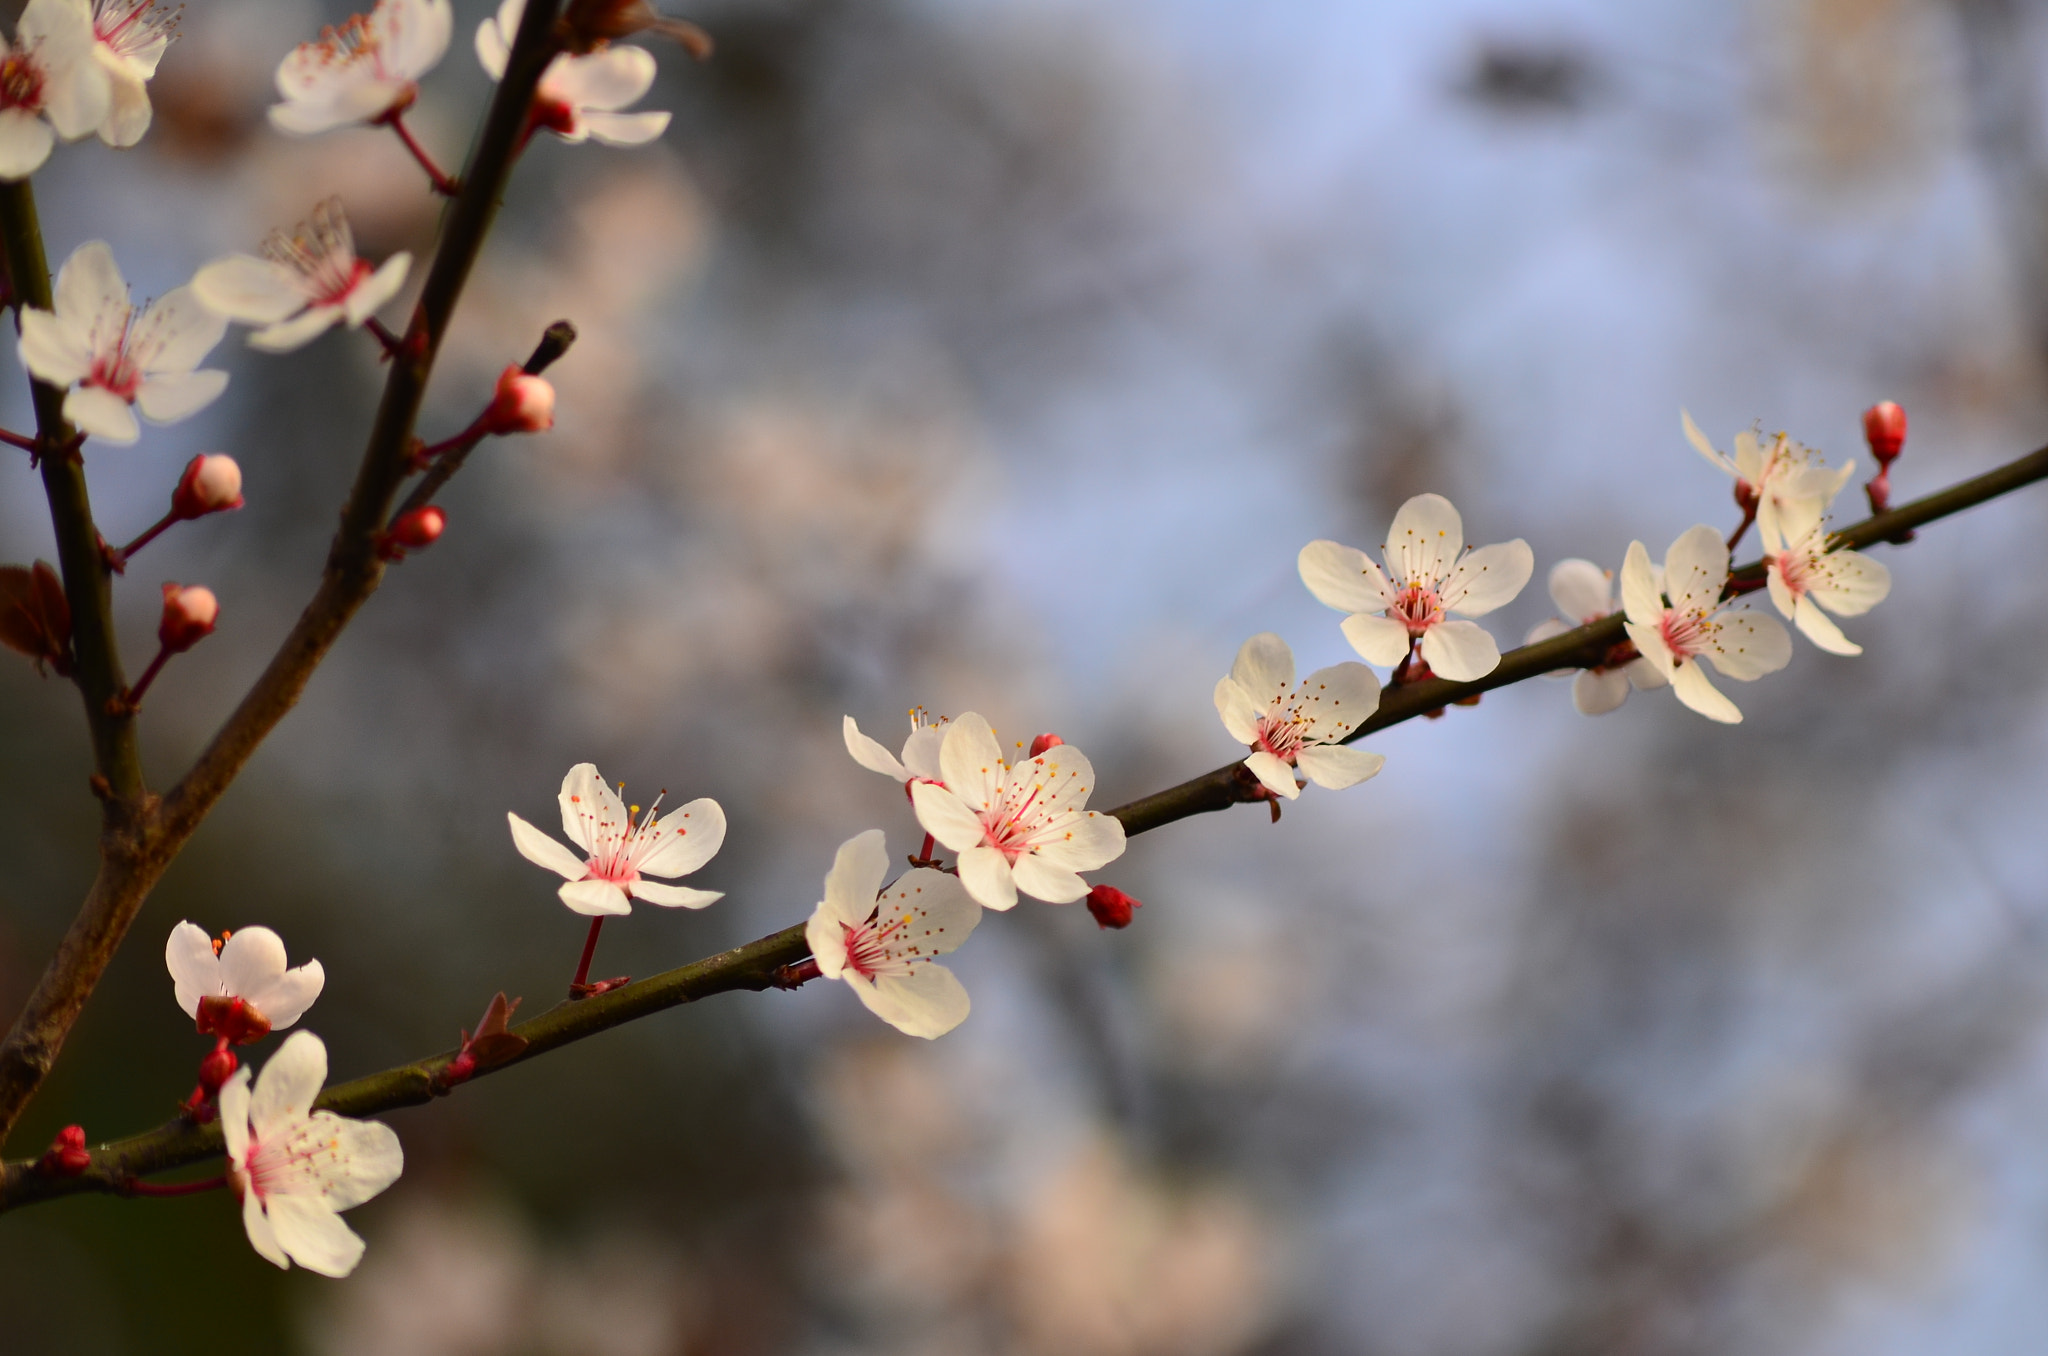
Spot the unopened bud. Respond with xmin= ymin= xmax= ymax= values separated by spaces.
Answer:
xmin=170 ymin=454 xmax=244 ymax=520
xmin=483 ymin=365 xmax=555 ymax=435
xmin=1863 ymin=401 xmax=1907 ymax=463
xmin=1028 ymin=733 xmax=1065 ymax=758
xmin=1085 ymin=883 xmax=1142 ymax=930
xmin=390 ymin=506 xmax=446 ymax=550
xmin=157 ymin=584 xmax=217 ymax=653
xmin=40 ymin=1124 xmax=90 ymax=1176
xmin=197 ymin=1044 xmax=240 ymax=1092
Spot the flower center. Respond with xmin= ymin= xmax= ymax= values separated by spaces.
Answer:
xmin=95 ymin=0 xmax=179 ymax=59
xmin=841 ymin=912 xmax=919 ymax=981
xmin=1390 ymin=582 xmax=1443 ymax=633
xmin=1254 ymin=711 xmax=1307 ymax=764
xmin=0 ymin=51 xmax=46 ymax=114
xmin=1775 ymin=548 xmax=1813 ymax=597
xmin=581 ymin=792 xmax=673 ymax=885
xmin=1659 ymin=608 xmax=1711 ymax=659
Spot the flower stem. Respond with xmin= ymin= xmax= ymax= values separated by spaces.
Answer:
xmin=364 ymin=316 xmax=404 ymax=358
xmin=383 ymin=112 xmax=461 ymax=197
xmin=114 ymin=511 xmax=176 ymax=567
xmin=1726 ymin=507 xmax=1756 ymax=553
xmin=121 ymin=1173 xmax=227 ymax=1197
xmin=0 ymin=426 xmax=34 ymax=452
xmin=572 ymin=916 xmax=605 ymax=990
xmin=120 ymin=645 xmax=170 ymax=711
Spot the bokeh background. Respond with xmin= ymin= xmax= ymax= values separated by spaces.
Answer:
xmin=5 ymin=0 xmax=2048 ymax=1350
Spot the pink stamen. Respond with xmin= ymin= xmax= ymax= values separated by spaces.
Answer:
xmin=1391 ymin=582 xmax=1443 ymax=634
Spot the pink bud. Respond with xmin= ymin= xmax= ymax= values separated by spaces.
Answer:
xmin=197 ymin=1044 xmax=240 ymax=1092
xmin=1085 ymin=884 xmax=1142 ymax=930
xmin=1863 ymin=401 xmax=1907 ymax=463
xmin=483 ymin=365 xmax=555 ymax=435
xmin=391 ymin=506 xmax=447 ymax=549
xmin=41 ymin=1124 xmax=90 ymax=1176
xmin=170 ymin=454 xmax=244 ymax=520
xmin=157 ymin=584 xmax=217 ymax=653
xmin=1029 ymin=733 xmax=1065 ymax=757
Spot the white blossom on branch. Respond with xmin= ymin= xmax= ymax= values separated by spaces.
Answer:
xmin=1212 ymin=632 xmax=1384 ymax=799
xmin=0 ymin=0 xmax=110 ymax=179
xmin=164 ymin=922 xmax=324 ymax=1042
xmin=1299 ymin=493 xmax=1533 ymax=681
xmin=89 ymin=0 xmax=176 ymax=147
xmin=193 ymin=199 xmax=411 ymax=353
xmin=1524 ymin=558 xmax=1668 ymax=716
xmin=1759 ymin=499 xmax=1892 ymax=656
xmin=477 ymin=0 xmax=670 ymax=147
xmin=508 ymin=761 xmax=726 ymax=916
xmin=806 ymin=830 xmax=980 ymax=1039
xmin=1621 ymin=525 xmax=1791 ymax=724
xmin=843 ymin=708 xmax=948 ymax=786
xmin=268 ymin=0 xmax=452 ymax=136
xmin=1682 ymin=410 xmax=1853 ymax=543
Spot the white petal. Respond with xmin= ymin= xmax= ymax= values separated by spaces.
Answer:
xmin=267 ymin=1193 xmax=367 ymax=1278
xmin=41 ymin=50 xmax=110 ymax=142
xmin=806 ymin=904 xmax=850 ymax=981
xmin=242 ymin=1183 xmax=289 ymax=1270
xmin=878 ymin=867 xmax=979 ymax=957
xmin=1339 ymin=612 xmax=1412 ymax=667
xmin=508 ymin=811 xmax=587 ymax=881
xmin=18 ymin=305 xmax=89 ymax=385
xmin=955 ymin=845 xmax=1017 ymax=911
xmin=1792 ymin=595 xmax=1860 ymax=655
xmin=1442 ymin=539 xmax=1533 ymax=616
xmin=1619 ymin=541 xmax=1663 ymax=628
xmin=97 ymin=68 xmax=150 ymax=147
xmin=1572 ymin=667 xmax=1631 ymax=715
xmin=135 ymin=285 xmax=228 ymax=374
xmin=475 ymin=10 xmax=511 ymax=80
xmin=579 ymin=109 xmax=670 ymax=146
xmin=820 ymin=828 xmax=889 ymax=929
xmin=545 ymin=46 xmax=655 ymax=111
xmin=1625 ymin=656 xmax=1669 ymax=690
xmin=635 ymin=797 xmax=726 ymax=879
xmin=1294 ymin=744 xmax=1386 ymax=790
xmin=1624 ymin=619 xmax=1677 ymax=678
xmin=1244 ymin=749 xmax=1300 ymax=799
xmin=343 ymin=252 xmax=411 ymax=326
xmin=248 ymin=306 xmax=342 ymax=353
xmin=629 ymin=879 xmax=722 ymax=908
xmin=851 ymin=962 xmax=970 ymax=1039
xmin=310 ymin=1112 xmax=403 ymax=1210
xmin=1681 ymin=408 xmax=1736 ymax=475
xmin=557 ymin=762 xmax=611 ymax=851
xmin=559 ymin=879 xmax=632 ymax=916
xmin=216 ymin=926 xmax=288 ymax=997
xmin=54 ymin=239 xmax=126 ymax=332
xmin=1547 ymin=558 xmax=1613 ymax=623
xmin=64 ymin=385 xmax=138 ymax=443
xmin=165 ymin=921 xmax=220 ymax=1020
xmin=1214 ymin=676 xmax=1263 ymax=746
xmin=1663 ymin=525 xmax=1730 ymax=617
xmin=1010 ymin=851 xmax=1088 ymax=904
xmin=246 ymin=962 xmax=324 ymax=1031
xmin=1766 ymin=561 xmax=1797 ymax=621
xmin=936 ymin=713 xmax=1006 ymax=815
xmin=1298 ymin=539 xmax=1394 ymax=614
xmin=380 ymin=0 xmax=453 ymax=80
xmin=219 ymin=1067 xmax=252 ymax=1165
xmin=910 ymin=781 xmax=988 ymax=855
xmin=192 ymin=255 xmax=306 ymax=325
xmin=251 ymin=1030 xmax=326 ymax=1136
xmin=1703 ymin=609 xmax=1791 ymax=680
xmin=843 ymin=714 xmax=909 ymax=780
xmin=135 ymin=369 xmax=228 ymax=424
xmin=1229 ymin=632 xmax=1294 ymax=706
xmin=0 ymin=109 xmax=53 ymax=179
xmin=1811 ymin=550 xmax=1890 ymax=616
xmin=1669 ymin=659 xmax=1741 ymax=723
xmin=1419 ymin=619 xmax=1501 ymax=682
xmin=1384 ymin=493 xmax=1463 ymax=586
xmin=901 ymin=725 xmax=946 ymax=781
xmin=1026 ymin=811 xmax=1125 ymax=872
xmin=1295 ymin=661 xmax=1380 ymax=742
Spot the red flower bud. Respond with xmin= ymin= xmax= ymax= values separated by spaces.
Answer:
xmin=390 ymin=506 xmax=447 ymax=549
xmin=1863 ymin=401 xmax=1907 ymax=463
xmin=157 ymin=584 xmax=217 ymax=653
xmin=196 ymin=995 xmax=271 ymax=1045
xmin=170 ymin=454 xmax=244 ymax=520
xmin=1028 ymin=733 xmax=1065 ymax=758
xmin=482 ymin=365 xmax=555 ymax=435
xmin=197 ymin=1044 xmax=241 ymax=1092
xmin=1085 ymin=884 xmax=1143 ymax=930
xmin=40 ymin=1124 xmax=90 ymax=1176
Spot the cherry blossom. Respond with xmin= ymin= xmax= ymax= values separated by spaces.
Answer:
xmin=477 ymin=0 xmax=671 ymax=147
xmin=1524 ymin=558 xmax=1669 ymax=716
xmin=1212 ymin=632 xmax=1384 ymax=799
xmin=16 ymin=240 xmax=227 ymax=444
xmin=1298 ymin=493 xmax=1533 ymax=682
xmin=508 ymin=762 xmax=725 ymax=915
xmin=843 ymin=708 xmax=948 ymax=786
xmin=268 ymin=0 xmax=452 ymax=136
xmin=1681 ymin=410 xmax=1854 ymax=541
xmin=165 ymin=922 xmax=324 ymax=1044
xmin=221 ymin=1031 xmax=403 ymax=1277
xmin=1759 ymin=500 xmax=1891 ymax=656
xmin=1621 ymin=525 xmax=1792 ymax=724
xmin=805 ymin=830 xmax=980 ymax=1039
xmin=0 ymin=0 xmax=111 ymax=179
xmin=89 ymin=0 xmax=177 ymax=148
xmin=192 ymin=199 xmax=411 ymax=353
xmin=909 ymin=713 xmax=1125 ymax=911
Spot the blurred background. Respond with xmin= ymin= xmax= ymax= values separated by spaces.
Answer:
xmin=3 ymin=0 xmax=2048 ymax=1350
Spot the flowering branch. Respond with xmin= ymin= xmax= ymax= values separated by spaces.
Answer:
xmin=0 ymin=1 xmax=572 ymax=1149
xmin=7 ymin=435 xmax=2045 ymax=1212
xmin=391 ymin=319 xmax=576 ymax=525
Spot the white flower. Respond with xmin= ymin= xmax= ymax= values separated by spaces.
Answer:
xmin=90 ymin=0 xmax=176 ymax=147
xmin=508 ymin=762 xmax=725 ymax=916
xmin=477 ymin=0 xmax=671 ymax=147
xmin=192 ymin=199 xmax=411 ymax=353
xmin=1681 ymin=410 xmax=1854 ymax=542
xmin=0 ymin=0 xmax=111 ymax=179
xmin=1299 ymin=494 xmax=1534 ymax=682
xmin=909 ymin=713 xmax=1125 ymax=912
xmin=1212 ymin=632 xmax=1384 ymax=799
xmin=221 ymin=1031 xmax=403 ymax=1277
xmin=165 ymin=921 xmax=325 ymax=1040
xmin=806 ymin=830 xmax=980 ymax=1039
xmin=1759 ymin=500 xmax=1891 ymax=656
xmin=17 ymin=241 xmax=228 ymax=444
xmin=1621 ymin=525 xmax=1792 ymax=724
xmin=1523 ymin=558 xmax=1670 ymax=716
xmin=268 ymin=0 xmax=452 ymax=136
xmin=843 ymin=708 xmax=948 ymax=786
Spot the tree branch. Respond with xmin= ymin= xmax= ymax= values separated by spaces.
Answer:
xmin=0 ymin=1 xmax=571 ymax=1149
xmin=7 ymin=439 xmax=2044 ymax=1209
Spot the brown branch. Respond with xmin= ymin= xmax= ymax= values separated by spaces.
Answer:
xmin=8 ymin=439 xmax=2045 ymax=1209
xmin=0 ymin=1 xmax=572 ymax=1149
